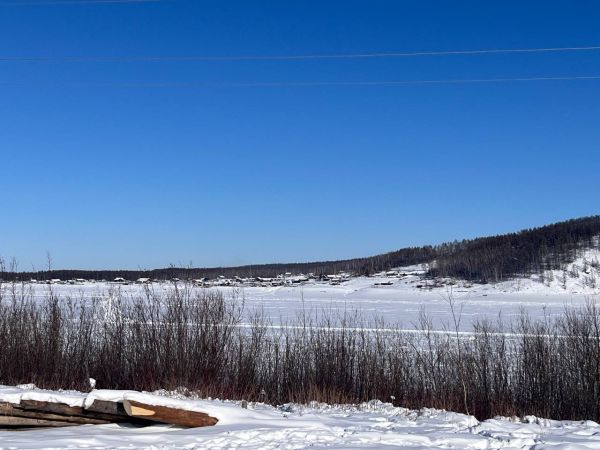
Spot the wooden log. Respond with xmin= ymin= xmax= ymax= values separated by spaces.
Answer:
xmin=16 ymin=400 xmax=115 ymax=423
xmin=123 ymin=400 xmax=218 ymax=428
xmin=0 ymin=415 xmax=80 ymax=428
xmin=15 ymin=399 xmax=153 ymax=424
xmin=1 ymin=402 xmax=110 ymax=425
xmin=85 ymin=400 xmax=155 ymax=426
xmin=85 ymin=399 xmax=128 ymax=416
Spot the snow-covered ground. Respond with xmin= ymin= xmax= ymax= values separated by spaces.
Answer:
xmin=6 ymin=249 xmax=599 ymax=332
xmin=1 ymin=385 xmax=600 ymax=449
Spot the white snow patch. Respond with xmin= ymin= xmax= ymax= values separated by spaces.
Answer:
xmin=0 ymin=385 xmax=87 ymax=408
xmin=1 ymin=392 xmax=599 ymax=449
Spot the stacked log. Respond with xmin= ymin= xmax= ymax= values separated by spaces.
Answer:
xmin=0 ymin=389 xmax=219 ymax=430
xmin=124 ymin=400 xmax=219 ymax=427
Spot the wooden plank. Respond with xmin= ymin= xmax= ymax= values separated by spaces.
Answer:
xmin=15 ymin=400 xmax=148 ymax=425
xmin=123 ymin=400 xmax=218 ymax=428
xmin=85 ymin=399 xmax=128 ymax=416
xmin=15 ymin=400 xmax=113 ymax=425
xmin=0 ymin=415 xmax=79 ymax=428
xmin=85 ymin=400 xmax=155 ymax=426
xmin=18 ymin=400 xmax=87 ymax=417
xmin=1 ymin=402 xmax=110 ymax=425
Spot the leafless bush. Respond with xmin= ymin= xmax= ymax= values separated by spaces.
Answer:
xmin=0 ymin=283 xmax=599 ymax=421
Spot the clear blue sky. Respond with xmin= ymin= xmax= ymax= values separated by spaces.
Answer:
xmin=1 ymin=0 xmax=599 ymax=270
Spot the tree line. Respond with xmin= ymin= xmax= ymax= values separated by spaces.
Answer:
xmin=429 ymin=215 xmax=600 ymax=282
xmin=1 ymin=215 xmax=599 ymax=283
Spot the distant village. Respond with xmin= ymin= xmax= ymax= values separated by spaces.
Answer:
xmin=19 ymin=268 xmax=428 ymax=288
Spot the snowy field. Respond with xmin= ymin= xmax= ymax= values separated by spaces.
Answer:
xmin=1 ymin=385 xmax=600 ymax=450
xmin=8 ymin=249 xmax=599 ymax=332
xmin=15 ymin=279 xmax=596 ymax=331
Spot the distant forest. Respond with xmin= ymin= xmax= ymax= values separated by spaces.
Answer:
xmin=2 ymin=216 xmax=599 ymax=283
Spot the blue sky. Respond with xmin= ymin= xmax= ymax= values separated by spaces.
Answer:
xmin=1 ymin=0 xmax=599 ymax=270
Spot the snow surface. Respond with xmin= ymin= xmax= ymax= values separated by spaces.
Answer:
xmin=0 ymin=385 xmax=87 ymax=408
xmin=1 ymin=386 xmax=600 ymax=449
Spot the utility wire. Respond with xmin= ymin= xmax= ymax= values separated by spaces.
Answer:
xmin=0 ymin=0 xmax=165 ymax=5
xmin=95 ymin=75 xmax=600 ymax=87
xmin=1 ymin=45 xmax=599 ymax=63
xmin=3 ymin=75 xmax=599 ymax=88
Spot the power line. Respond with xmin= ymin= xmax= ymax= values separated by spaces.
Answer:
xmin=0 ymin=0 xmax=166 ymax=5
xmin=98 ymin=75 xmax=600 ymax=87
xmin=1 ymin=45 xmax=599 ymax=63
xmin=3 ymin=75 xmax=598 ymax=88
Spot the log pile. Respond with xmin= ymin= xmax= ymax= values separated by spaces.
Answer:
xmin=0 ymin=389 xmax=219 ymax=430
xmin=124 ymin=400 xmax=218 ymax=427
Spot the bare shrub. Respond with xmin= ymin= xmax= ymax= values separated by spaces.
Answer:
xmin=0 ymin=283 xmax=599 ymax=421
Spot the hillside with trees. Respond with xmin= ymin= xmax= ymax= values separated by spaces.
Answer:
xmin=2 ymin=216 xmax=599 ymax=283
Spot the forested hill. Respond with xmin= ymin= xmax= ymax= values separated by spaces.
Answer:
xmin=428 ymin=215 xmax=600 ymax=282
xmin=2 ymin=216 xmax=599 ymax=283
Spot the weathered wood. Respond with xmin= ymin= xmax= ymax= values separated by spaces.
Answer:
xmin=84 ymin=400 xmax=155 ymax=426
xmin=16 ymin=400 xmax=129 ymax=423
xmin=0 ymin=415 xmax=80 ymax=428
xmin=2 ymin=399 xmax=154 ymax=427
xmin=85 ymin=399 xmax=128 ymax=416
xmin=123 ymin=400 xmax=218 ymax=428
xmin=18 ymin=400 xmax=84 ymax=416
xmin=1 ymin=402 xmax=110 ymax=425
xmin=1 ymin=393 xmax=213 ymax=429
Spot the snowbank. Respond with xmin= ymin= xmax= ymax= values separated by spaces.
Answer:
xmin=1 ymin=387 xmax=600 ymax=449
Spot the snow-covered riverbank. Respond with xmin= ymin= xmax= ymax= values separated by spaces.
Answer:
xmin=7 ymin=253 xmax=599 ymax=332
xmin=1 ymin=385 xmax=599 ymax=449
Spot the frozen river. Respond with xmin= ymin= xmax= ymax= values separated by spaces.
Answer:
xmin=5 ymin=270 xmax=598 ymax=332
